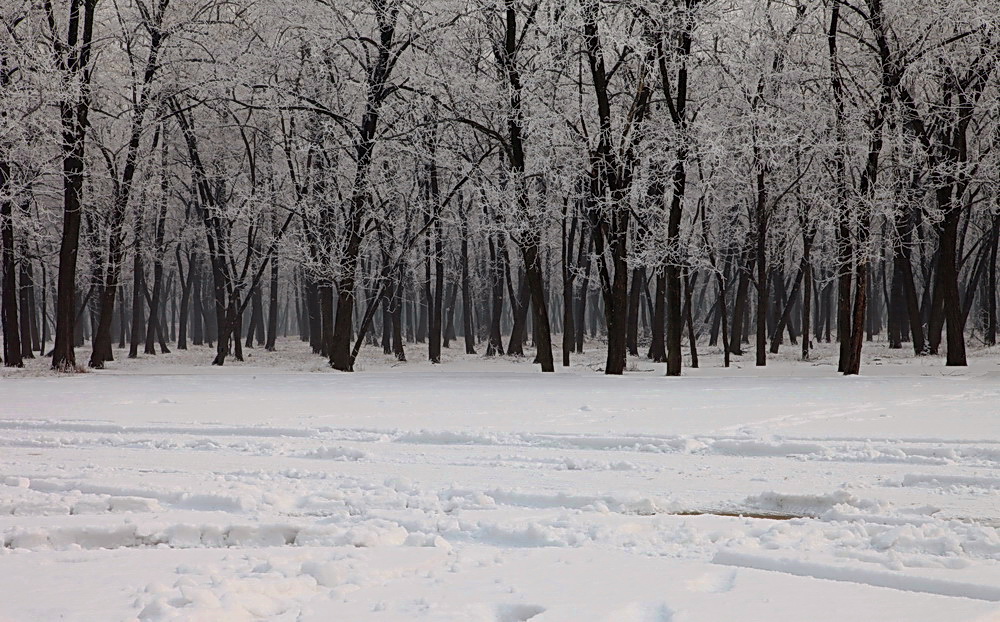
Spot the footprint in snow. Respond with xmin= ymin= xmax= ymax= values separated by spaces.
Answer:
xmin=496 ymin=604 xmax=546 ymax=622
xmin=684 ymin=569 xmax=736 ymax=594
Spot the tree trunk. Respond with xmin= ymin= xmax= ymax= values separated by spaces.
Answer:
xmin=939 ymin=205 xmax=966 ymax=366
xmin=1 ymin=191 xmax=22 ymax=367
xmin=648 ymin=270 xmax=666 ymax=361
xmin=128 ymin=233 xmax=145 ymax=359
xmin=19 ymin=244 xmax=37 ymax=359
xmin=626 ymin=266 xmax=642 ymax=357
xmin=769 ymin=263 xmax=804 ymax=354
xmin=801 ymin=241 xmax=812 ymax=360
xmin=755 ymin=169 xmax=768 ymax=367
xmin=144 ymin=143 xmax=170 ymax=356
xmin=988 ymin=218 xmax=998 ymax=346
xmin=683 ymin=268 xmax=698 ymax=369
xmin=523 ymin=242 xmax=554 ymax=372
xmin=191 ymin=254 xmax=203 ymax=346
xmin=51 ymin=0 xmax=97 ymax=371
xmin=574 ymin=235 xmax=592 ymax=354
xmin=265 ymin=251 xmax=279 ymax=351
xmin=462 ymin=216 xmax=476 ymax=355
xmin=486 ymin=234 xmax=505 ymax=356
xmin=392 ymin=270 xmax=406 ymax=361
xmin=320 ymin=283 xmax=335 ymax=359
xmin=729 ymin=250 xmax=754 ymax=356
xmin=176 ymin=248 xmax=192 ymax=349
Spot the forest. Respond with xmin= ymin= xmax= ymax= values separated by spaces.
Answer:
xmin=1 ymin=0 xmax=998 ymax=376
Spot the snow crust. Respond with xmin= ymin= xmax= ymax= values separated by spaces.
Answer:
xmin=1 ymin=341 xmax=999 ymax=620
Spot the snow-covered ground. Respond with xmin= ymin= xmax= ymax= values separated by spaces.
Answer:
xmin=2 ymin=339 xmax=1000 ymax=621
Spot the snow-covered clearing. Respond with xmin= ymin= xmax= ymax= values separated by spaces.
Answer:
xmin=1 ymin=341 xmax=999 ymax=621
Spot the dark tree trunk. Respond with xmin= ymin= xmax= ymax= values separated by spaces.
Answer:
xmin=19 ymin=245 xmax=37 ymax=359
xmin=427 ymin=152 xmax=444 ymax=363
xmin=506 ymin=262 xmax=529 ymax=357
xmin=729 ymin=250 xmax=754 ymax=356
xmin=305 ymin=277 xmax=321 ymax=353
xmin=683 ymin=268 xmax=698 ymax=369
xmin=486 ymin=235 xmax=505 ymax=356
xmin=392 ymin=270 xmax=406 ymax=361
xmin=444 ymin=279 xmax=459 ymax=346
xmin=88 ymin=11 xmax=168 ymax=368
xmin=1 ymin=191 xmax=22 ymax=367
xmin=128 ymin=232 xmax=145 ymax=359
xmin=754 ymin=169 xmax=768 ymax=368
xmin=51 ymin=0 xmax=97 ymax=371
xmin=327 ymin=3 xmax=399 ymax=372
xmin=574 ymin=235 xmax=592 ymax=354
xmin=657 ymin=1 xmax=693 ymax=376
xmin=320 ymin=283 xmax=334 ymax=358
xmin=939 ymin=205 xmax=966 ymax=366
xmin=648 ymin=271 xmax=666 ymax=361
xmin=176 ymin=248 xmax=192 ymax=350
xmin=770 ymin=263 xmax=804 ymax=354
xmin=461 ymin=214 xmax=476 ymax=355
xmin=380 ymin=266 xmax=392 ymax=354
xmin=888 ymin=253 xmax=905 ymax=349
xmin=561 ymin=209 xmax=577 ymax=366
xmin=988 ymin=217 xmax=998 ymax=346
xmin=801 ymin=239 xmax=812 ymax=360
xmin=245 ymin=283 xmax=263 ymax=348
xmin=626 ymin=266 xmax=642 ymax=357
xmin=523 ymin=242 xmax=554 ymax=371
xmin=582 ymin=0 xmax=651 ymax=376
xmin=144 ymin=143 xmax=170 ymax=356
xmin=265 ymin=252 xmax=279 ymax=351
xmin=417 ymin=241 xmax=429 ymax=345
xmin=157 ymin=273 xmax=172 ymax=352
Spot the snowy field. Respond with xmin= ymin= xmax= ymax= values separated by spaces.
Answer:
xmin=1 ymin=340 xmax=1000 ymax=621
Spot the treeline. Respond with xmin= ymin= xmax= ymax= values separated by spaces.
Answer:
xmin=0 ymin=0 xmax=997 ymax=374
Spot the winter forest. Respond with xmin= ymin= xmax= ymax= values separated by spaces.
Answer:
xmin=2 ymin=0 xmax=997 ymax=375
xmin=3 ymin=2 xmax=1000 ymax=621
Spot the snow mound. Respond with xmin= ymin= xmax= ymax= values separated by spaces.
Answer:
xmin=299 ymin=446 xmax=370 ymax=461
